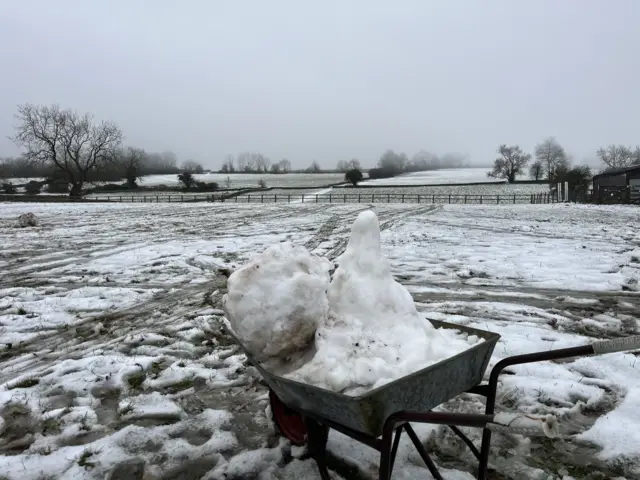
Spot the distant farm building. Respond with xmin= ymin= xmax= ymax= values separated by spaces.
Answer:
xmin=592 ymin=165 xmax=640 ymax=204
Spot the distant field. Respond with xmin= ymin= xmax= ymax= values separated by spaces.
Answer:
xmin=335 ymin=183 xmax=549 ymax=196
xmin=359 ymin=167 xmax=503 ymax=185
xmin=5 ymin=169 xmax=541 ymax=196
xmin=137 ymin=172 xmax=346 ymax=188
xmin=3 ymin=173 xmax=347 ymax=190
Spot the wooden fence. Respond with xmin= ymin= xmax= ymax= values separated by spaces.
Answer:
xmin=1 ymin=193 xmax=558 ymax=205
xmin=78 ymin=193 xmax=556 ymax=204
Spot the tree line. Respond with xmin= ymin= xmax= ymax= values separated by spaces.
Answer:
xmin=487 ymin=138 xmax=640 ymax=192
xmin=0 ymin=104 xmax=210 ymax=196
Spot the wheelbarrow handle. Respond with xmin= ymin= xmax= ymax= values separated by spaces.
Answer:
xmin=592 ymin=335 xmax=640 ymax=355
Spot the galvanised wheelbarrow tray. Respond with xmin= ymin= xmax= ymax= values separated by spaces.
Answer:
xmin=225 ymin=320 xmax=640 ymax=480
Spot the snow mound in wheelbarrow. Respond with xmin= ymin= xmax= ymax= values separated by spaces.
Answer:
xmin=223 ymin=210 xmax=484 ymax=396
xmin=222 ymin=241 xmax=333 ymax=361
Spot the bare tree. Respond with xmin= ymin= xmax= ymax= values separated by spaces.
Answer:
xmin=378 ymin=150 xmax=408 ymax=175
xmin=254 ymin=154 xmax=270 ymax=173
xmin=534 ymin=137 xmax=568 ymax=180
xmin=337 ymin=159 xmax=361 ymax=172
xmin=347 ymin=158 xmax=361 ymax=170
xmin=181 ymin=159 xmax=204 ymax=173
xmin=487 ymin=144 xmax=531 ymax=183
xmin=529 ymin=160 xmax=543 ymax=181
xmin=278 ymin=158 xmax=291 ymax=173
xmin=408 ymin=150 xmax=438 ymax=172
xmin=305 ymin=160 xmax=321 ymax=173
xmin=596 ymin=145 xmax=638 ymax=170
xmin=115 ymin=146 xmax=147 ymax=188
xmin=235 ymin=153 xmax=248 ymax=172
xmin=161 ymin=151 xmax=178 ymax=168
xmin=220 ymin=154 xmax=235 ymax=173
xmin=11 ymin=104 xmax=123 ymax=197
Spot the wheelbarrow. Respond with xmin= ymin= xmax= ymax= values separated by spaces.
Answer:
xmin=224 ymin=320 xmax=640 ymax=479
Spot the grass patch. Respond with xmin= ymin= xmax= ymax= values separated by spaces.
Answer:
xmin=6 ymin=377 xmax=39 ymax=390
xmin=126 ymin=371 xmax=147 ymax=390
xmin=165 ymin=378 xmax=195 ymax=394
xmin=41 ymin=417 xmax=62 ymax=436
xmin=17 ymin=307 xmax=27 ymax=315
xmin=77 ymin=448 xmax=101 ymax=469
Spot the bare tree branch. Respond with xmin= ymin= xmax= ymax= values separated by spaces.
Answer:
xmin=10 ymin=104 xmax=123 ymax=196
xmin=487 ymin=144 xmax=531 ymax=182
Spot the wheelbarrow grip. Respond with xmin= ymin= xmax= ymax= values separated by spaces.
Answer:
xmin=592 ymin=335 xmax=640 ymax=355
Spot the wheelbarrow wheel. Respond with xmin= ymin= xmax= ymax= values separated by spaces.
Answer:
xmin=269 ymin=389 xmax=308 ymax=445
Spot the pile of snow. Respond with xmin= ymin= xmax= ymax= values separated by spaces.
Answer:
xmin=223 ymin=210 xmax=483 ymax=395
xmin=222 ymin=242 xmax=332 ymax=361
xmin=17 ymin=212 xmax=39 ymax=227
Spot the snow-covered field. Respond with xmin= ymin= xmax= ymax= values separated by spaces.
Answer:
xmin=137 ymin=173 xmax=346 ymax=189
xmin=359 ymin=168 xmax=501 ymax=186
xmin=335 ymin=183 xmax=550 ymax=196
xmin=0 ymin=202 xmax=639 ymax=479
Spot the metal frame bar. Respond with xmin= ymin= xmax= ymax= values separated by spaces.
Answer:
xmin=299 ymin=344 xmax=595 ymax=480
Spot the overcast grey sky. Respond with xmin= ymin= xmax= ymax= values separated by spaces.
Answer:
xmin=1 ymin=0 xmax=639 ymax=169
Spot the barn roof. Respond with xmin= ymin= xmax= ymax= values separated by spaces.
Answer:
xmin=593 ymin=164 xmax=640 ymax=179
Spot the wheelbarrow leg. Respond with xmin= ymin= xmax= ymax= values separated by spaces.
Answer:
xmin=379 ymin=421 xmax=406 ymax=480
xmin=404 ymin=424 xmax=444 ymax=480
xmin=304 ymin=418 xmax=332 ymax=480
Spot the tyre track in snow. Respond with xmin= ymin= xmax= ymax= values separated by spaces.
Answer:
xmin=411 ymin=283 xmax=640 ymax=335
xmin=0 ymin=281 xmax=224 ymax=384
xmin=0 ymin=204 xmax=413 ymax=384
xmin=320 ymin=205 xmax=442 ymax=260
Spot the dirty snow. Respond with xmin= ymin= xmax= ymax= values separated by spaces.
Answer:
xmin=0 ymin=201 xmax=638 ymax=479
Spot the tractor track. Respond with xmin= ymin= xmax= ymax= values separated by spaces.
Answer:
xmin=0 ymin=281 xmax=222 ymax=384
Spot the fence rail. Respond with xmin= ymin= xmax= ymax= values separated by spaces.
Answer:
xmin=1 ymin=193 xmax=558 ymax=204
xmin=81 ymin=193 xmax=556 ymax=204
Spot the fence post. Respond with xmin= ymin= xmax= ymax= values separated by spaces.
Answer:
xmin=497 ymin=196 xmax=500 ymax=204
xmin=358 ymin=194 xmax=361 ymax=203
xmin=387 ymin=194 xmax=390 ymax=203
xmin=316 ymin=195 xmax=318 ymax=203
xmin=344 ymin=194 xmax=346 ymax=203
xmin=288 ymin=195 xmax=291 ymax=203
xmin=417 ymin=195 xmax=420 ymax=204
xmin=448 ymin=194 xmax=451 ymax=204
xmin=464 ymin=195 xmax=467 ymax=204
xmin=329 ymin=194 xmax=332 ymax=203
xmin=302 ymin=194 xmax=305 ymax=203
xmin=402 ymin=194 xmax=405 ymax=203
xmin=274 ymin=194 xmax=277 ymax=203
xmin=513 ymin=194 xmax=516 ymax=204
